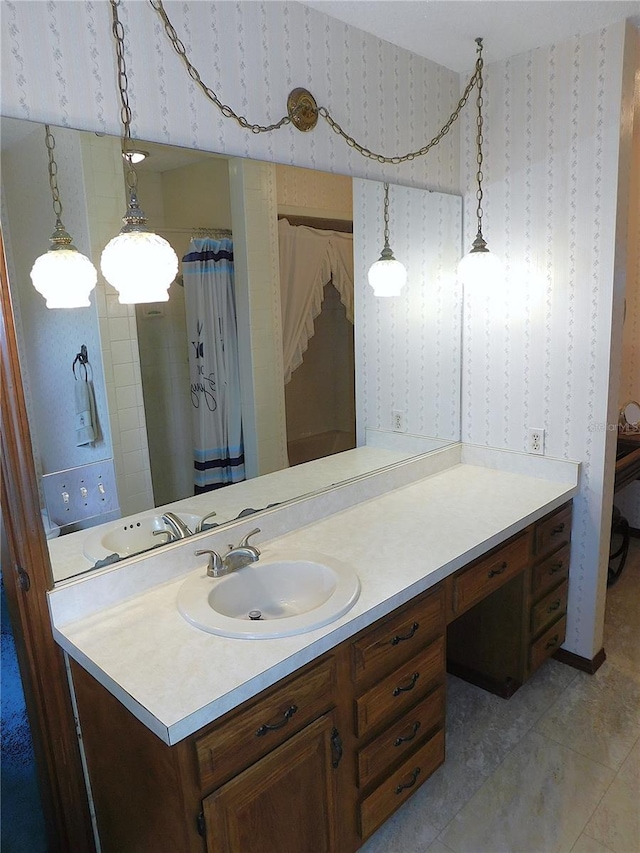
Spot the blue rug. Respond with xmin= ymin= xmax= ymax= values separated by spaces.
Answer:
xmin=1 ymin=575 xmax=48 ymax=852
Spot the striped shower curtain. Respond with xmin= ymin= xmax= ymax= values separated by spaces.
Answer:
xmin=183 ymin=238 xmax=245 ymax=493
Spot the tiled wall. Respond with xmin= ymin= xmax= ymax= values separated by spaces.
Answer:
xmin=80 ymin=133 xmax=154 ymax=516
xmin=1 ymin=122 xmax=111 ymax=478
xmin=229 ymin=157 xmax=288 ymax=478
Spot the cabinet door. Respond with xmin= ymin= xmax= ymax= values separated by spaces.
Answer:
xmin=202 ymin=712 xmax=341 ymax=853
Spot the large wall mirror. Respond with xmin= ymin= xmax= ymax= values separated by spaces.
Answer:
xmin=1 ymin=115 xmax=462 ymax=582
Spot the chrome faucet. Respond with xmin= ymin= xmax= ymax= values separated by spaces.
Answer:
xmin=196 ymin=528 xmax=261 ymax=578
xmin=161 ymin=512 xmax=193 ymax=540
xmin=223 ymin=528 xmax=261 ymax=571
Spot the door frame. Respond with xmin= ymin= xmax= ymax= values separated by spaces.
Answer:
xmin=0 ymin=231 xmax=95 ymax=852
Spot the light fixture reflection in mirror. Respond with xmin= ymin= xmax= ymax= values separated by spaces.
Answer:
xmin=2 ymin=115 xmax=464 ymax=582
xmin=30 ymin=124 xmax=97 ymax=309
xmin=367 ymin=182 xmax=407 ymax=297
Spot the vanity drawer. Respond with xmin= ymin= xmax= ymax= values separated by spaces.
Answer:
xmin=531 ymin=544 xmax=570 ymax=598
xmin=530 ymin=579 xmax=568 ymax=637
xmin=195 ymin=656 xmax=336 ymax=792
xmin=354 ymin=637 xmax=444 ymax=739
xmin=358 ymin=728 xmax=445 ymax=840
xmin=357 ymin=684 xmax=444 ymax=789
xmin=450 ymin=532 xmax=529 ymax=619
xmin=533 ymin=504 xmax=572 ymax=558
xmin=352 ymin=586 xmax=444 ymax=688
xmin=529 ymin=615 xmax=567 ymax=673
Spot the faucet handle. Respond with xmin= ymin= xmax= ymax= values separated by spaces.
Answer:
xmin=195 ymin=549 xmax=224 ymax=577
xmin=153 ymin=529 xmax=174 ymax=542
xmin=239 ymin=528 xmax=261 ymax=552
xmin=196 ymin=510 xmax=217 ymax=533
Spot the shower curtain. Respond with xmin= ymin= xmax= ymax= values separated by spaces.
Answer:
xmin=183 ymin=237 xmax=245 ymax=493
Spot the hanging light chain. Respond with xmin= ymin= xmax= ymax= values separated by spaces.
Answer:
xmin=149 ymin=0 xmax=292 ymax=134
xmin=110 ymin=0 xmax=137 ymax=190
xmin=149 ymin=0 xmax=483 ymax=163
xmin=383 ymin=183 xmax=391 ymax=248
xmin=318 ymin=63 xmax=480 ymax=165
xmin=474 ymin=38 xmax=485 ymax=237
xmin=44 ymin=125 xmax=64 ymax=224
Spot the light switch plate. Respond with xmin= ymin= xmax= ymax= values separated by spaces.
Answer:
xmin=42 ymin=459 xmax=119 ymax=527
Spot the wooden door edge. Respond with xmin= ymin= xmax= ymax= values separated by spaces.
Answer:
xmin=0 ymin=231 xmax=95 ymax=852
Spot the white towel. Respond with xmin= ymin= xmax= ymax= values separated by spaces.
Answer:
xmin=75 ymin=379 xmax=98 ymax=446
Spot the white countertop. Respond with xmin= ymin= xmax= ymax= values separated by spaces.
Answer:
xmin=49 ymin=448 xmax=579 ymax=745
xmin=47 ymin=443 xmax=418 ymax=583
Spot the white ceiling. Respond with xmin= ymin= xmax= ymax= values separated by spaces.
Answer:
xmin=302 ymin=1 xmax=640 ymax=72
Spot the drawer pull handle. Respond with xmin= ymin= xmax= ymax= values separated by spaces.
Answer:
xmin=549 ymin=562 xmax=564 ymax=575
xmin=390 ymin=622 xmax=420 ymax=646
xmin=547 ymin=600 xmax=562 ymax=613
xmin=255 ymin=704 xmax=298 ymax=737
xmin=552 ymin=523 xmax=566 ymax=535
xmin=393 ymin=673 xmax=420 ymax=696
xmin=394 ymin=721 xmax=421 ymax=746
xmin=545 ymin=634 xmax=560 ymax=650
xmin=330 ymin=727 xmax=343 ymax=768
xmin=488 ymin=561 xmax=508 ymax=578
xmin=395 ymin=767 xmax=421 ymax=795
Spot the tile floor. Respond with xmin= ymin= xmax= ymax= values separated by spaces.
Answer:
xmin=362 ymin=537 xmax=640 ymax=853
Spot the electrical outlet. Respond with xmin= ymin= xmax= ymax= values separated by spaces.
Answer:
xmin=392 ymin=410 xmax=405 ymax=432
xmin=528 ymin=428 xmax=545 ymax=455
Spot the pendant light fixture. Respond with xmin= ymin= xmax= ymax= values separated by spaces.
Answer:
xmin=458 ymin=38 xmax=502 ymax=287
xmin=30 ymin=125 xmax=97 ymax=309
xmin=367 ymin=183 xmax=407 ymax=297
xmin=100 ymin=0 xmax=178 ymax=304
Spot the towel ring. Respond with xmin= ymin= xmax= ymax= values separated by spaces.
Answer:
xmin=73 ymin=344 xmax=90 ymax=380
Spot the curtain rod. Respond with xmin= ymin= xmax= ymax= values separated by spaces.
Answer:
xmin=159 ymin=227 xmax=232 ymax=238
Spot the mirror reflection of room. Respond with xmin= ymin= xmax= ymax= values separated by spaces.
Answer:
xmin=1 ymin=122 xmax=357 ymax=521
xmin=2 ymin=116 xmax=462 ymax=567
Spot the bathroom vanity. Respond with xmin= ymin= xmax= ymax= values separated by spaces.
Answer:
xmin=48 ymin=447 xmax=578 ymax=852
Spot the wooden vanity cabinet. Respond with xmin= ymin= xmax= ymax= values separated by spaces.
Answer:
xmin=202 ymin=711 xmax=341 ymax=853
xmin=69 ymin=589 xmax=448 ymax=853
xmin=71 ymin=652 xmax=350 ymax=853
xmin=68 ymin=502 xmax=572 ymax=853
xmin=350 ymin=586 xmax=447 ymax=841
xmin=446 ymin=502 xmax=572 ymax=695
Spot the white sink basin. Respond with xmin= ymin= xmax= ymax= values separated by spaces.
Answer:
xmin=83 ymin=512 xmax=201 ymax=563
xmin=178 ymin=549 xmax=360 ymax=639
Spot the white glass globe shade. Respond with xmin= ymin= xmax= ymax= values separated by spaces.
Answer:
xmin=30 ymin=248 xmax=97 ymax=309
xmin=458 ymin=248 xmax=503 ymax=288
xmin=367 ymin=258 xmax=407 ymax=297
xmin=100 ymin=231 xmax=178 ymax=304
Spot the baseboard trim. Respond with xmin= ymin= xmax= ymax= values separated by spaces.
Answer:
xmin=553 ymin=647 xmax=606 ymax=674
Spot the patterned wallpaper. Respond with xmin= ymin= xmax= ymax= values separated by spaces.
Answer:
xmin=354 ymin=178 xmax=462 ymax=445
xmin=460 ymin=22 xmax=634 ymax=658
xmin=0 ymin=1 xmax=460 ymax=193
xmin=1 ymin=1 xmax=636 ymax=662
